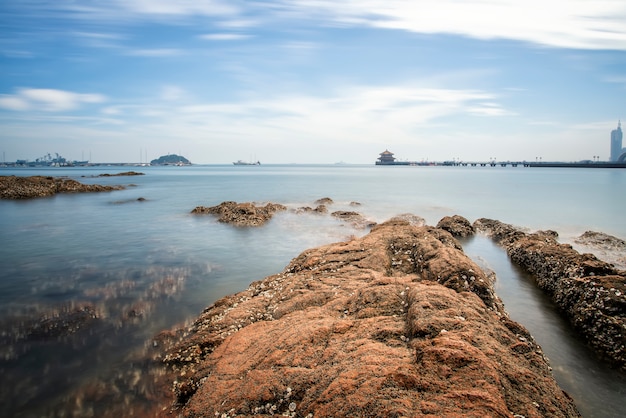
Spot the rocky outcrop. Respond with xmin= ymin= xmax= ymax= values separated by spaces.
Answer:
xmin=295 ymin=204 xmax=328 ymax=214
xmin=96 ymin=171 xmax=145 ymax=177
xmin=474 ymin=218 xmax=626 ymax=371
xmin=574 ymin=231 xmax=626 ymax=270
xmin=575 ymin=231 xmax=626 ymax=250
xmin=0 ymin=175 xmax=125 ymax=199
xmin=153 ymin=218 xmax=579 ymax=417
xmin=437 ymin=214 xmax=475 ymax=237
xmin=330 ymin=211 xmax=377 ymax=229
xmin=314 ymin=197 xmax=334 ymax=205
xmin=191 ymin=201 xmax=287 ymax=226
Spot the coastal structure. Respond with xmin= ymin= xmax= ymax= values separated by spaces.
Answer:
xmin=13 ymin=152 xmax=88 ymax=167
xmin=375 ymin=149 xmax=410 ymax=165
xmin=610 ymin=121 xmax=625 ymax=162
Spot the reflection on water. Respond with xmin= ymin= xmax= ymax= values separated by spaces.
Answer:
xmin=0 ymin=263 xmax=197 ymax=417
xmin=461 ymin=235 xmax=626 ymax=418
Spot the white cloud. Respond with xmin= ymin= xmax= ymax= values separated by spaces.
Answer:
xmin=16 ymin=1 xmax=626 ymax=50
xmin=0 ymin=95 xmax=30 ymax=111
xmin=47 ymin=0 xmax=239 ymax=21
xmin=71 ymin=31 xmax=126 ymax=48
xmin=125 ymin=48 xmax=184 ymax=57
xmin=0 ymin=88 xmax=105 ymax=112
xmin=216 ymin=19 xmax=259 ymax=29
xmin=199 ymin=33 xmax=253 ymax=41
xmin=121 ymin=0 xmax=238 ymax=16
xmin=274 ymin=0 xmax=626 ymax=50
xmin=160 ymin=85 xmax=187 ymax=101
xmin=118 ymin=83 xmax=510 ymax=147
xmin=468 ymin=102 xmax=514 ymax=116
xmin=604 ymin=75 xmax=626 ymax=88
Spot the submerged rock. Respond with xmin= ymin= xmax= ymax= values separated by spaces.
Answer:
xmin=96 ymin=171 xmax=145 ymax=177
xmin=388 ymin=213 xmax=426 ymax=227
xmin=0 ymin=175 xmax=124 ymax=199
xmin=474 ymin=218 xmax=626 ymax=371
xmin=191 ymin=201 xmax=287 ymax=227
xmin=314 ymin=197 xmax=334 ymax=205
xmin=154 ymin=218 xmax=579 ymax=417
xmin=295 ymin=204 xmax=328 ymax=214
xmin=575 ymin=231 xmax=626 ymax=250
xmin=330 ymin=210 xmax=377 ymax=229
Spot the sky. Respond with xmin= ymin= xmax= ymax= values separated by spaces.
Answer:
xmin=1 ymin=1 xmax=625 ymax=164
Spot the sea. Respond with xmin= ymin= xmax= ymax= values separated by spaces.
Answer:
xmin=0 ymin=164 xmax=625 ymax=417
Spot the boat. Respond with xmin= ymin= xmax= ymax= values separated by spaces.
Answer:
xmin=233 ymin=160 xmax=261 ymax=165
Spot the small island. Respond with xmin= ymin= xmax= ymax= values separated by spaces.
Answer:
xmin=150 ymin=154 xmax=191 ymax=166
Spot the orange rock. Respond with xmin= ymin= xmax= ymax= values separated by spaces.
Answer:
xmin=156 ymin=219 xmax=580 ymax=417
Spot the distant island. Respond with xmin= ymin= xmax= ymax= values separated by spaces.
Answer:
xmin=150 ymin=154 xmax=191 ymax=166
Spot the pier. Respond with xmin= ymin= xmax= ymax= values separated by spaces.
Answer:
xmin=439 ymin=161 xmax=626 ymax=168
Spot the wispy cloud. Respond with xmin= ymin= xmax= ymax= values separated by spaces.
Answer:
xmin=604 ymin=75 xmax=626 ymax=88
xmin=274 ymin=0 xmax=626 ymax=50
xmin=10 ymin=1 xmax=626 ymax=50
xmin=0 ymin=88 xmax=105 ymax=112
xmin=125 ymin=48 xmax=184 ymax=57
xmin=71 ymin=31 xmax=126 ymax=49
xmin=102 ymin=83 xmax=510 ymax=146
xmin=37 ymin=0 xmax=240 ymax=21
xmin=198 ymin=33 xmax=253 ymax=41
xmin=159 ymin=85 xmax=187 ymax=101
xmin=468 ymin=102 xmax=514 ymax=117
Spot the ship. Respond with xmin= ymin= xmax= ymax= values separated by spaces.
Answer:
xmin=233 ymin=160 xmax=261 ymax=165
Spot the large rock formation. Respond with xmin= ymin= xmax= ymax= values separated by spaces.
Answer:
xmin=0 ymin=175 xmax=124 ymax=199
xmin=153 ymin=218 xmax=580 ymax=417
xmin=437 ymin=214 xmax=475 ymax=237
xmin=474 ymin=218 xmax=626 ymax=371
xmin=191 ymin=201 xmax=287 ymax=227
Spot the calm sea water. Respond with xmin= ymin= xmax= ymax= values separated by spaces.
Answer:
xmin=1 ymin=164 xmax=625 ymax=417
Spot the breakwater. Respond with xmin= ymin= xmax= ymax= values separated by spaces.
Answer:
xmin=377 ymin=161 xmax=626 ymax=168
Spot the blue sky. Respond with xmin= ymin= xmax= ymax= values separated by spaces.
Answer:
xmin=1 ymin=1 xmax=625 ymax=164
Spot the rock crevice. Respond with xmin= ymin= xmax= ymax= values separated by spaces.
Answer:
xmin=474 ymin=218 xmax=626 ymax=371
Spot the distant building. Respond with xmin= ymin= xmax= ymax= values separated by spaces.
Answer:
xmin=377 ymin=150 xmax=396 ymax=164
xmin=610 ymin=121 xmax=625 ymax=162
xmin=376 ymin=149 xmax=411 ymax=165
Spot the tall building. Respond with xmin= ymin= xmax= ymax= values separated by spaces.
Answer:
xmin=610 ymin=121 xmax=623 ymax=162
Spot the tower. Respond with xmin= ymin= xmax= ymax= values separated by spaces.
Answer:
xmin=610 ymin=121 xmax=623 ymax=162
xmin=376 ymin=150 xmax=396 ymax=164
